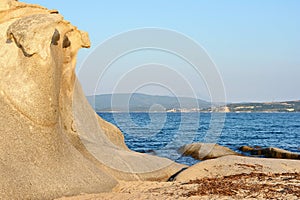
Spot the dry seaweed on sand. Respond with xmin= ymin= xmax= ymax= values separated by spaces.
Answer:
xmin=181 ymin=172 xmax=300 ymax=199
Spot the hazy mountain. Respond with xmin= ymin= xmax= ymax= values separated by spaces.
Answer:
xmin=87 ymin=93 xmax=211 ymax=112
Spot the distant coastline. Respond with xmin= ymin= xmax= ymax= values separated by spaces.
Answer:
xmin=208 ymin=100 xmax=300 ymax=113
xmin=88 ymin=93 xmax=300 ymax=113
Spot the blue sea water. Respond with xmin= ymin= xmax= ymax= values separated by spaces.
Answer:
xmin=98 ymin=112 xmax=300 ymax=166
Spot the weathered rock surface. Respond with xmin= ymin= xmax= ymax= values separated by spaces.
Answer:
xmin=239 ymin=145 xmax=300 ymax=159
xmin=0 ymin=0 xmax=185 ymax=199
xmin=175 ymin=155 xmax=300 ymax=181
xmin=179 ymin=143 xmax=240 ymax=160
xmin=0 ymin=1 xmax=118 ymax=199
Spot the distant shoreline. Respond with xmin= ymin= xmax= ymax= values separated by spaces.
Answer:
xmin=88 ymin=93 xmax=300 ymax=113
xmin=96 ymin=111 xmax=300 ymax=113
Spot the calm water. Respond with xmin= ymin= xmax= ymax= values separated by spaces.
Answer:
xmin=98 ymin=112 xmax=300 ymax=166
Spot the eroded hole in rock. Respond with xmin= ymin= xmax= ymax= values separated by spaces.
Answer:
xmin=51 ymin=29 xmax=60 ymax=45
xmin=6 ymin=39 xmax=12 ymax=43
xmin=63 ymin=35 xmax=71 ymax=48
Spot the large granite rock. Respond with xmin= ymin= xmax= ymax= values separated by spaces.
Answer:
xmin=0 ymin=0 xmax=185 ymax=199
xmin=179 ymin=143 xmax=240 ymax=160
xmin=0 ymin=1 xmax=118 ymax=199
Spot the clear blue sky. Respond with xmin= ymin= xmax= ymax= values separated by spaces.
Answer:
xmin=26 ymin=0 xmax=300 ymax=102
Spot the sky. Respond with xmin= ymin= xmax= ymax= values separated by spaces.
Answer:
xmin=26 ymin=0 xmax=300 ymax=103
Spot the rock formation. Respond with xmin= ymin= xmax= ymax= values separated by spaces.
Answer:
xmin=179 ymin=143 xmax=240 ymax=160
xmin=239 ymin=146 xmax=300 ymax=159
xmin=0 ymin=1 xmax=184 ymax=199
xmin=175 ymin=155 xmax=300 ymax=181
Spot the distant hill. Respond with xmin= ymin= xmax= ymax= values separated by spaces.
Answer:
xmin=87 ymin=93 xmax=211 ymax=112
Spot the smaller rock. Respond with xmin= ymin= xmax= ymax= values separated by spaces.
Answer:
xmin=239 ymin=146 xmax=300 ymax=160
xmin=179 ymin=143 xmax=240 ymax=160
xmin=264 ymin=147 xmax=300 ymax=159
xmin=239 ymin=145 xmax=254 ymax=152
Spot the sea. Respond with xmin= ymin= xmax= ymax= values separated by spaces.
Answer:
xmin=98 ymin=112 xmax=300 ymax=166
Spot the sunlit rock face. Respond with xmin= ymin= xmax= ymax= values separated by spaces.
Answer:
xmin=0 ymin=1 xmax=185 ymax=199
xmin=0 ymin=1 xmax=118 ymax=199
xmin=175 ymin=155 xmax=300 ymax=182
